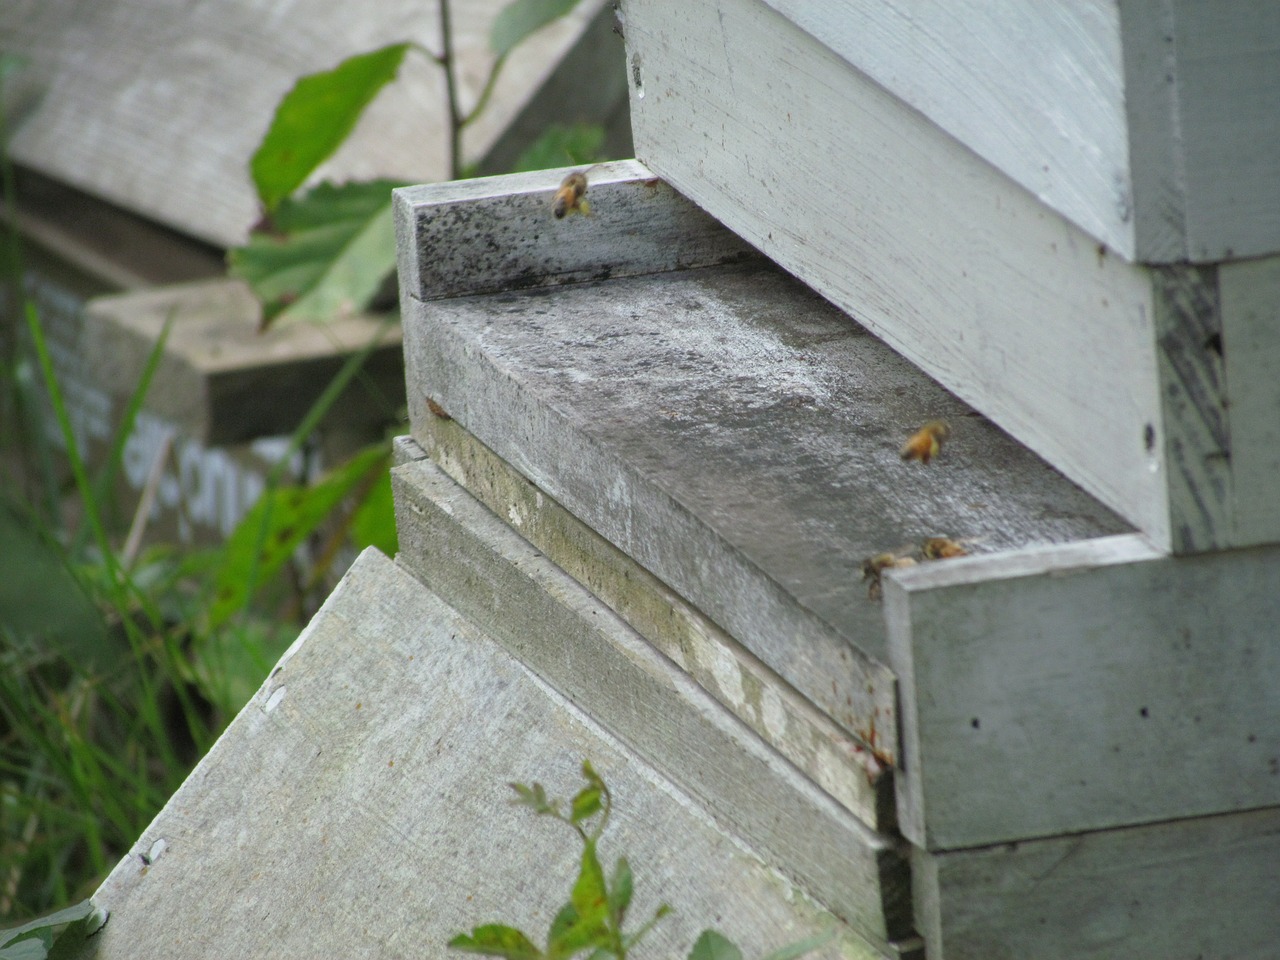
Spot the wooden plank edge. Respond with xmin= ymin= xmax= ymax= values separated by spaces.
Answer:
xmin=392 ymin=159 xmax=760 ymax=303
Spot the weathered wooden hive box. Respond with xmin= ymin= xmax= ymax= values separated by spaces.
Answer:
xmin=72 ymin=3 xmax=1278 ymax=959
xmin=4 ymin=0 xmax=628 ymax=543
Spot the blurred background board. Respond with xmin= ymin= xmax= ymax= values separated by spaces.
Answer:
xmin=5 ymin=0 xmax=630 ymax=246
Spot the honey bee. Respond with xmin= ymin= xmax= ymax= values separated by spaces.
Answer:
xmin=921 ymin=536 xmax=969 ymax=559
xmin=900 ymin=420 xmax=951 ymax=464
xmin=861 ymin=550 xmax=918 ymax=601
xmin=552 ymin=170 xmax=590 ymax=219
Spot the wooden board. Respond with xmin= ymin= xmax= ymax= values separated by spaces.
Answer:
xmin=8 ymin=0 xmax=613 ymax=246
xmin=756 ymin=0 xmax=1135 ymax=259
xmin=84 ymin=278 xmax=403 ymax=445
xmin=913 ymin=805 xmax=1280 ymax=960
xmin=695 ymin=0 xmax=1280 ymax=264
xmin=885 ymin=534 xmax=1280 ymax=851
xmin=1218 ymin=257 xmax=1280 ymax=546
xmin=84 ymin=549 xmax=897 ymax=959
xmin=392 ymin=456 xmax=913 ymax=942
xmin=621 ymin=0 xmax=1172 ymax=548
xmin=1121 ymin=0 xmax=1280 ymax=262
xmin=396 ymin=427 xmax=898 ymax=832
xmin=393 ymin=159 xmax=759 ymax=304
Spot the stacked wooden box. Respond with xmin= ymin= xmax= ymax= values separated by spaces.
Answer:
xmin=615 ymin=1 xmax=1280 ymax=956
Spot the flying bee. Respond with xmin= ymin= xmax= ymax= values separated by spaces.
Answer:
xmin=861 ymin=549 xmax=918 ymax=601
xmin=921 ymin=536 xmax=969 ymax=559
xmin=552 ymin=170 xmax=590 ymax=219
xmin=900 ymin=420 xmax=951 ymax=464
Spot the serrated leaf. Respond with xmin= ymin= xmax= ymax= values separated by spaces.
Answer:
xmin=490 ymin=0 xmax=581 ymax=57
xmin=229 ymin=179 xmax=402 ymax=328
xmin=509 ymin=781 xmax=558 ymax=816
xmin=686 ymin=930 xmax=743 ymax=960
xmin=759 ymin=929 xmax=837 ymax=960
xmin=252 ymin=43 xmax=411 ymax=211
xmin=448 ymin=925 xmax=543 ymax=959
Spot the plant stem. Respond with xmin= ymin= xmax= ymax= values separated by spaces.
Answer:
xmin=438 ymin=0 xmax=463 ymax=178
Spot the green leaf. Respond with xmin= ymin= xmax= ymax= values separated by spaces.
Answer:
xmin=544 ymin=901 xmax=611 ymax=960
xmin=349 ymin=468 xmax=398 ymax=556
xmin=228 ymin=179 xmax=402 ymax=328
xmin=46 ymin=907 xmax=110 ymax=960
xmin=448 ymin=925 xmax=543 ymax=959
xmin=686 ymin=930 xmax=743 ymax=960
xmin=566 ymin=839 xmax=609 ymax=940
xmin=0 ymin=938 xmax=48 ymax=960
xmin=0 ymin=901 xmax=95 ymax=950
xmin=509 ymin=781 xmax=558 ymax=816
xmin=490 ymin=0 xmax=582 ymax=57
xmin=569 ymin=785 xmax=602 ymax=824
xmin=607 ymin=856 xmax=632 ymax=924
xmin=206 ymin=445 xmax=387 ymax=629
xmin=759 ymin=929 xmax=838 ymax=960
xmin=510 ymin=123 xmax=606 ymax=173
xmin=251 ymin=43 xmax=411 ymax=211
xmin=0 ymin=501 xmax=111 ymax=667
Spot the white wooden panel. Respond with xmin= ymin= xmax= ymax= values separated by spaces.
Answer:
xmin=914 ymin=806 xmax=1280 ymax=960
xmin=1219 ymin=257 xmax=1280 ymax=546
xmin=7 ymin=0 xmax=608 ymax=246
xmin=759 ymin=0 xmax=1135 ymax=259
xmin=885 ymin=535 xmax=1280 ymax=850
xmin=623 ymin=0 xmax=1170 ymax=548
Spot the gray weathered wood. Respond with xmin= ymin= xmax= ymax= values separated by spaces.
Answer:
xmin=1120 ymin=0 xmax=1280 ymax=262
xmin=621 ymin=0 xmax=1171 ymax=548
xmin=756 ymin=0 xmax=1134 ymax=259
xmin=707 ymin=0 xmax=1280 ymax=263
xmin=1151 ymin=264 xmax=1232 ymax=552
xmin=82 ymin=549 xmax=892 ymax=959
xmin=391 ymin=455 xmax=913 ymax=943
xmin=400 ymin=253 xmax=1133 ymax=762
xmin=885 ymin=534 xmax=1280 ymax=851
xmin=397 ymin=426 xmax=897 ymax=832
xmin=1218 ymin=257 xmax=1280 ymax=546
xmin=913 ymin=805 xmax=1280 ymax=960
xmin=83 ymin=279 xmax=403 ymax=445
xmin=392 ymin=160 xmax=758 ymax=304
xmin=9 ymin=0 xmax=616 ymax=246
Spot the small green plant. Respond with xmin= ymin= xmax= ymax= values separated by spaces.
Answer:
xmin=450 ymin=761 xmax=836 ymax=960
xmin=0 ymin=899 xmax=106 ymax=960
xmin=230 ymin=0 xmax=606 ymax=329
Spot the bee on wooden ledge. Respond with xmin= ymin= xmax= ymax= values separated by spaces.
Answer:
xmin=901 ymin=419 xmax=951 ymax=464
xmin=552 ymin=170 xmax=591 ymax=219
